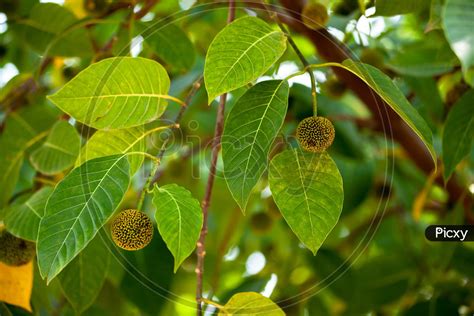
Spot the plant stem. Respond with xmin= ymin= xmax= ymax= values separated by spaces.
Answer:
xmin=196 ymin=93 xmax=227 ymax=316
xmin=200 ymin=298 xmax=226 ymax=311
xmin=137 ymin=158 xmax=159 ymax=211
xmin=136 ymin=77 xmax=202 ymax=209
xmin=150 ymin=77 xmax=203 ymax=184
xmin=276 ymin=22 xmax=318 ymax=115
xmin=196 ymin=3 xmax=235 ymax=314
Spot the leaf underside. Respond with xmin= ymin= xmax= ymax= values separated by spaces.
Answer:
xmin=222 ymin=80 xmax=289 ymax=211
xmin=37 ymin=155 xmax=130 ymax=282
xmin=269 ymin=149 xmax=344 ymax=255
xmin=153 ymin=184 xmax=203 ymax=272
xmin=204 ymin=16 xmax=287 ymax=102
xmin=48 ymin=57 xmax=171 ymax=130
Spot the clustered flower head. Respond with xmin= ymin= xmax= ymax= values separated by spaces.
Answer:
xmin=0 ymin=230 xmax=35 ymax=266
xmin=296 ymin=116 xmax=335 ymax=153
xmin=111 ymin=209 xmax=154 ymax=251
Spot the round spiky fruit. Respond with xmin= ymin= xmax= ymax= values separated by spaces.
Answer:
xmin=302 ymin=2 xmax=329 ymax=30
xmin=296 ymin=116 xmax=335 ymax=153
xmin=111 ymin=209 xmax=153 ymax=251
xmin=0 ymin=230 xmax=35 ymax=266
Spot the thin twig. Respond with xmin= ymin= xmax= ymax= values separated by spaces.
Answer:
xmin=196 ymin=3 xmax=235 ymax=314
xmin=270 ymin=13 xmax=318 ymax=115
xmin=196 ymin=93 xmax=228 ymax=315
xmin=150 ymin=77 xmax=203 ymax=185
xmin=136 ymin=77 xmax=202 ymax=208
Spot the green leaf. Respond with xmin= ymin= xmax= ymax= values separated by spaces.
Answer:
xmin=269 ymin=149 xmax=343 ymax=254
xmin=77 ymin=126 xmax=147 ymax=175
xmin=58 ymin=234 xmax=110 ymax=314
xmin=140 ymin=22 xmax=196 ymax=71
xmin=4 ymin=187 xmax=53 ymax=242
xmin=48 ymin=57 xmax=171 ymax=130
xmin=37 ymin=155 xmax=130 ymax=282
xmin=387 ymin=35 xmax=459 ymax=77
xmin=30 ymin=121 xmax=81 ymax=175
xmin=222 ymin=80 xmax=289 ymax=211
xmin=0 ymin=106 xmax=57 ymax=207
xmin=15 ymin=3 xmax=93 ymax=57
xmin=340 ymin=60 xmax=436 ymax=166
xmin=442 ymin=89 xmax=474 ymax=179
xmin=375 ymin=0 xmax=430 ymax=16
xmin=152 ymin=184 xmax=202 ymax=272
xmin=204 ymin=16 xmax=287 ymax=102
xmin=219 ymin=292 xmax=284 ymax=315
xmin=443 ymin=0 xmax=474 ymax=86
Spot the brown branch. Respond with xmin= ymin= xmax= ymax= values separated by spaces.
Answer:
xmin=195 ymin=93 xmax=227 ymax=315
xmin=196 ymin=3 xmax=235 ymax=314
xmin=150 ymin=77 xmax=203 ymax=185
xmin=276 ymin=0 xmax=471 ymax=218
xmin=135 ymin=76 xmax=202 ymax=207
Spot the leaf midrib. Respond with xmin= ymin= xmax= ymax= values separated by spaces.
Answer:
xmin=160 ymin=187 xmax=182 ymax=267
xmin=212 ymin=30 xmax=281 ymax=95
xmin=239 ymin=81 xmax=286 ymax=206
xmin=294 ymin=151 xmax=315 ymax=245
xmin=46 ymin=156 xmax=125 ymax=279
xmin=51 ymin=94 xmax=171 ymax=100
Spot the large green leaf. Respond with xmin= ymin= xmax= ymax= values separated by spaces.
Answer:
xmin=0 ymin=106 xmax=57 ymax=207
xmin=222 ymin=80 xmax=289 ymax=211
xmin=77 ymin=125 xmax=147 ymax=174
xmin=37 ymin=155 xmax=130 ymax=282
xmin=375 ymin=0 xmax=430 ymax=16
xmin=204 ymin=16 xmax=287 ymax=102
xmin=340 ymin=60 xmax=436 ymax=165
xmin=4 ymin=187 xmax=53 ymax=242
xmin=387 ymin=36 xmax=459 ymax=77
xmin=219 ymin=292 xmax=284 ymax=315
xmin=48 ymin=57 xmax=171 ymax=130
xmin=443 ymin=0 xmax=474 ymax=85
xmin=140 ymin=22 xmax=196 ymax=71
xmin=442 ymin=89 xmax=474 ymax=179
xmin=152 ymin=184 xmax=202 ymax=272
xmin=30 ymin=121 xmax=81 ymax=175
xmin=58 ymin=234 xmax=110 ymax=314
xmin=15 ymin=3 xmax=93 ymax=57
xmin=269 ymin=149 xmax=343 ymax=254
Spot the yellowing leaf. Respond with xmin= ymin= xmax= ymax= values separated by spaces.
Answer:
xmin=48 ymin=57 xmax=171 ymax=130
xmin=219 ymin=292 xmax=284 ymax=315
xmin=0 ymin=261 xmax=33 ymax=312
